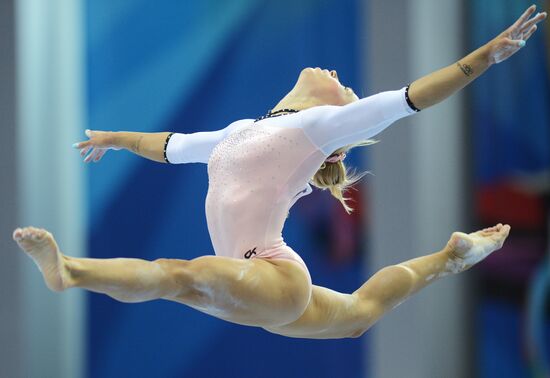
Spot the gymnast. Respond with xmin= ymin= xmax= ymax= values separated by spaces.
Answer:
xmin=13 ymin=5 xmax=546 ymax=339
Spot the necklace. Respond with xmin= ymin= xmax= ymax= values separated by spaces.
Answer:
xmin=254 ymin=108 xmax=300 ymax=123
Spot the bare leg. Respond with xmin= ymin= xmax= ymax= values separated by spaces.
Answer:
xmin=13 ymin=227 xmax=312 ymax=327
xmin=265 ymin=224 xmax=511 ymax=339
xmin=13 ymin=227 xmax=184 ymax=301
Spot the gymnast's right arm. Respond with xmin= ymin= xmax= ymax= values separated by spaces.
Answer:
xmin=74 ymin=121 xmax=244 ymax=164
xmin=74 ymin=130 xmax=170 ymax=163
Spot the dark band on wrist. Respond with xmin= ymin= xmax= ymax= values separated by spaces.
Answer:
xmin=405 ymin=84 xmax=421 ymax=112
xmin=163 ymin=132 xmax=175 ymax=163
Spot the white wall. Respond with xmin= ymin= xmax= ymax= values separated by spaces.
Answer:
xmin=0 ymin=1 xmax=23 ymax=377
xmin=363 ymin=1 xmax=473 ymax=377
xmin=15 ymin=0 xmax=86 ymax=377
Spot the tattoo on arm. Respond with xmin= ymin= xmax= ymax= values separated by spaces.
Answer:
xmin=131 ymin=135 xmax=144 ymax=154
xmin=456 ymin=61 xmax=473 ymax=77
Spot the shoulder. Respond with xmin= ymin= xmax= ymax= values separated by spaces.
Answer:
xmin=227 ymin=118 xmax=255 ymax=128
xmin=296 ymin=105 xmax=344 ymax=134
xmin=224 ymin=118 xmax=254 ymax=134
xmin=300 ymin=105 xmax=339 ymax=120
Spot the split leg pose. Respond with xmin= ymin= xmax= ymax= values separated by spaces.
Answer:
xmin=265 ymin=224 xmax=510 ymax=338
xmin=13 ymin=6 xmax=545 ymax=338
xmin=13 ymin=224 xmax=509 ymax=337
xmin=13 ymin=227 xmax=311 ymax=327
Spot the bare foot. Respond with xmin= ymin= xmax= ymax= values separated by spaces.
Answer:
xmin=13 ymin=227 xmax=68 ymax=291
xmin=445 ymin=223 xmax=511 ymax=273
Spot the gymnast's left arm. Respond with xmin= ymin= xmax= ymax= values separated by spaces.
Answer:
xmin=407 ymin=5 xmax=547 ymax=110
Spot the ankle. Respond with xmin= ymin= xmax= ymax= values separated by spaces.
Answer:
xmin=443 ymin=244 xmax=461 ymax=262
xmin=61 ymin=255 xmax=79 ymax=289
xmin=442 ymin=245 xmax=470 ymax=274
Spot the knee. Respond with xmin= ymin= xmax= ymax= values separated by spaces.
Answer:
xmin=153 ymin=258 xmax=194 ymax=297
xmin=345 ymin=295 xmax=382 ymax=338
xmin=154 ymin=258 xmax=189 ymax=273
xmin=154 ymin=258 xmax=192 ymax=278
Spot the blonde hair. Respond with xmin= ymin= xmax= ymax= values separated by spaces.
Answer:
xmin=310 ymin=139 xmax=378 ymax=214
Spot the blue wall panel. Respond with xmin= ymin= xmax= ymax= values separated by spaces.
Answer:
xmin=85 ymin=1 xmax=367 ymax=377
xmin=469 ymin=1 xmax=550 ymax=376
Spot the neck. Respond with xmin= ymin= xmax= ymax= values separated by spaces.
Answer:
xmin=271 ymin=92 xmax=324 ymax=113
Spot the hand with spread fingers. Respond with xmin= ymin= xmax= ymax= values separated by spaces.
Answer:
xmin=406 ymin=4 xmax=547 ymax=110
xmin=486 ymin=4 xmax=547 ymax=64
xmin=73 ymin=129 xmax=121 ymax=163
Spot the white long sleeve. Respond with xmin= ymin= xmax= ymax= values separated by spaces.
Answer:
xmin=165 ymin=119 xmax=251 ymax=164
xmin=166 ymin=87 xmax=417 ymax=163
xmin=300 ymin=87 xmax=418 ymax=155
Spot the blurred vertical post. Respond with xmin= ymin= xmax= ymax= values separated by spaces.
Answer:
xmin=0 ymin=0 xmax=23 ymax=377
xmin=15 ymin=0 xmax=86 ymax=377
xmin=363 ymin=0 xmax=471 ymax=377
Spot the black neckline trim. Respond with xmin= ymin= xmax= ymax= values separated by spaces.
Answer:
xmin=254 ymin=108 xmax=300 ymax=123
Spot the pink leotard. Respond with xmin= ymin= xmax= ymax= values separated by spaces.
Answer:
xmin=166 ymin=87 xmax=417 ymax=281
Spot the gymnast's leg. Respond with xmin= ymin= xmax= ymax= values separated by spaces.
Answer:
xmin=265 ymin=224 xmax=511 ymax=339
xmin=12 ymin=227 xmax=311 ymax=327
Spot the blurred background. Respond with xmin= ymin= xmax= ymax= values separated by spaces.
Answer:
xmin=1 ymin=0 xmax=549 ymax=377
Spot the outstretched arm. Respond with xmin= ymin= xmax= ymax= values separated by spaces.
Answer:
xmin=408 ymin=5 xmax=547 ymax=110
xmin=301 ymin=7 xmax=546 ymax=156
xmin=114 ymin=131 xmax=171 ymax=162
xmin=74 ymin=130 xmax=171 ymax=163
xmin=74 ymin=120 xmax=249 ymax=164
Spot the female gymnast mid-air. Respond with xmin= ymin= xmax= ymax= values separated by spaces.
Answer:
xmin=13 ymin=6 xmax=547 ymax=339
